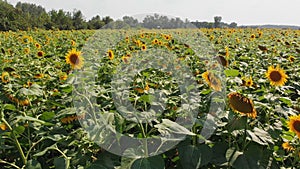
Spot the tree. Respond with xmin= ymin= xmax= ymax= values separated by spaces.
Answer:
xmin=229 ymin=22 xmax=238 ymax=28
xmin=122 ymin=16 xmax=140 ymax=28
xmin=214 ymin=16 xmax=222 ymax=28
xmin=72 ymin=9 xmax=86 ymax=29
xmin=87 ymin=15 xmax=105 ymax=29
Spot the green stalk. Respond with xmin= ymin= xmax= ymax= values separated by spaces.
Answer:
xmin=1 ymin=118 xmax=26 ymax=166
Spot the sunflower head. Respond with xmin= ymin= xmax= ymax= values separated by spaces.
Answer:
xmin=241 ymin=76 xmax=253 ymax=87
xmin=1 ymin=72 xmax=10 ymax=83
xmin=202 ymin=71 xmax=222 ymax=91
xmin=228 ymin=92 xmax=257 ymax=118
xmin=282 ymin=142 xmax=295 ymax=152
xmin=65 ymin=48 xmax=84 ymax=69
xmin=37 ymin=51 xmax=44 ymax=57
xmin=265 ymin=65 xmax=288 ymax=86
xmin=35 ymin=43 xmax=41 ymax=49
xmin=288 ymin=56 xmax=295 ymax=63
xmin=216 ymin=55 xmax=229 ymax=67
xmin=141 ymin=44 xmax=147 ymax=51
xmin=288 ymin=114 xmax=300 ymax=138
xmin=107 ymin=50 xmax=114 ymax=60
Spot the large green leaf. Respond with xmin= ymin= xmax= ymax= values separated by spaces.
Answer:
xmin=131 ymin=155 xmax=164 ymax=169
xmin=224 ymin=69 xmax=240 ymax=77
xmin=178 ymin=144 xmax=212 ymax=169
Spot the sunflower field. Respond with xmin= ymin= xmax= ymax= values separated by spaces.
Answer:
xmin=0 ymin=27 xmax=300 ymax=169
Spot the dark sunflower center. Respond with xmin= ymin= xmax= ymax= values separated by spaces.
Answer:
xmin=229 ymin=95 xmax=253 ymax=113
xmin=269 ymin=71 xmax=282 ymax=82
xmin=293 ymin=120 xmax=300 ymax=132
xmin=70 ymin=54 xmax=79 ymax=65
xmin=109 ymin=52 xmax=113 ymax=58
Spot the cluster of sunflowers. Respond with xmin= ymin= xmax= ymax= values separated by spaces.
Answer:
xmin=0 ymin=27 xmax=299 ymax=168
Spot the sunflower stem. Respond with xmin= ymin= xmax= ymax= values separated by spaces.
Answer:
xmin=1 ymin=117 xmax=26 ymax=166
xmin=242 ymin=116 xmax=248 ymax=151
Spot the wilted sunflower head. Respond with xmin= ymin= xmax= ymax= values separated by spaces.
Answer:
xmin=265 ymin=65 xmax=288 ymax=86
xmin=228 ymin=92 xmax=257 ymax=118
xmin=202 ymin=71 xmax=222 ymax=91
xmin=288 ymin=114 xmax=300 ymax=139
xmin=65 ymin=48 xmax=84 ymax=69
xmin=216 ymin=55 xmax=229 ymax=67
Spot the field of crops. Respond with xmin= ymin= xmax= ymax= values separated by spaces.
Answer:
xmin=0 ymin=28 xmax=300 ymax=168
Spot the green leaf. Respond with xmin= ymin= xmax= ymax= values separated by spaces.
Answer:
xmin=278 ymin=97 xmax=292 ymax=106
xmin=131 ymin=155 xmax=164 ymax=169
xmin=154 ymin=119 xmax=195 ymax=136
xmin=226 ymin=148 xmax=243 ymax=166
xmin=224 ymin=69 xmax=240 ymax=77
xmin=40 ymin=112 xmax=55 ymax=121
xmin=14 ymin=126 xmax=25 ymax=135
xmin=26 ymin=160 xmax=42 ymax=169
xmin=178 ymin=144 xmax=212 ymax=169
xmin=54 ymin=157 xmax=70 ymax=169
xmin=3 ymin=104 xmax=16 ymax=111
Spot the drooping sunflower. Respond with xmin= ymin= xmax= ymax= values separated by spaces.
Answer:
xmin=265 ymin=65 xmax=288 ymax=86
xmin=228 ymin=92 xmax=257 ymax=118
xmin=216 ymin=55 xmax=229 ymax=67
xmin=107 ymin=50 xmax=114 ymax=60
xmin=202 ymin=71 xmax=222 ymax=91
xmin=288 ymin=114 xmax=300 ymax=138
xmin=282 ymin=142 xmax=295 ymax=151
xmin=65 ymin=48 xmax=84 ymax=69
xmin=1 ymin=72 xmax=10 ymax=83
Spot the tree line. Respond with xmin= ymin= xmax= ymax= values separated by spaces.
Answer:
xmin=0 ymin=0 xmax=237 ymax=31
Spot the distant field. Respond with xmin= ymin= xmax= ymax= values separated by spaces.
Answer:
xmin=0 ymin=28 xmax=299 ymax=168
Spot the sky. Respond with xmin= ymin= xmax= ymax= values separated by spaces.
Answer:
xmin=6 ymin=0 xmax=300 ymax=26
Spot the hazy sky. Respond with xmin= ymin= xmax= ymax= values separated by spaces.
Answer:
xmin=7 ymin=0 xmax=300 ymax=26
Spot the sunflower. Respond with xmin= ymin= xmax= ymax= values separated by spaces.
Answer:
xmin=107 ymin=50 xmax=114 ymax=60
xmin=225 ymin=47 xmax=229 ymax=57
xmin=24 ymin=48 xmax=30 ymax=54
xmin=228 ymin=92 xmax=257 ymax=118
xmin=152 ymin=38 xmax=159 ymax=45
xmin=250 ymin=34 xmax=256 ymax=39
xmin=21 ymin=35 xmax=33 ymax=44
xmin=59 ymin=73 xmax=68 ymax=81
xmin=202 ymin=71 xmax=222 ymax=91
xmin=37 ymin=51 xmax=44 ymax=57
xmin=0 ymin=123 xmax=6 ymax=130
xmin=282 ymin=142 xmax=295 ymax=151
xmin=65 ymin=48 xmax=84 ymax=69
xmin=241 ymin=76 xmax=253 ymax=87
xmin=288 ymin=114 xmax=300 ymax=138
xmin=265 ymin=65 xmax=288 ymax=86
xmin=71 ymin=40 xmax=76 ymax=46
xmin=35 ymin=43 xmax=41 ymax=49
xmin=34 ymin=73 xmax=44 ymax=79
xmin=141 ymin=44 xmax=147 ymax=51
xmin=1 ymin=72 xmax=10 ymax=83
xmin=216 ymin=55 xmax=228 ymax=67
xmin=122 ymin=56 xmax=130 ymax=63
xmin=288 ymin=56 xmax=295 ymax=63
